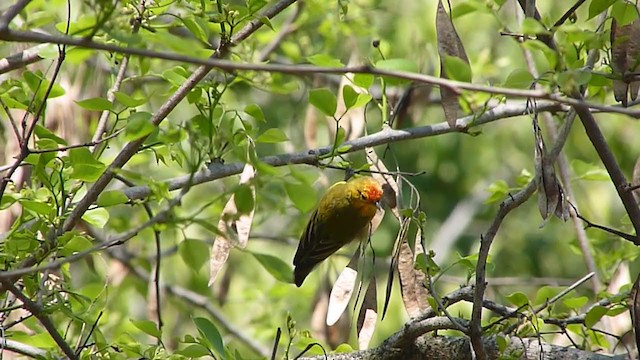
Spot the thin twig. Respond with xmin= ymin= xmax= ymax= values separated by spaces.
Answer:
xmin=552 ymin=0 xmax=588 ymax=28
xmin=118 ymin=101 xmax=564 ymax=202
xmin=4 ymin=29 xmax=640 ymax=117
xmin=101 ymin=241 xmax=271 ymax=357
xmin=1 ymin=280 xmax=77 ymax=359
xmin=0 ymin=0 xmax=32 ymax=30
xmin=28 ymin=129 xmax=124 ymax=153
xmin=469 ymin=104 xmax=576 ymax=359
xmin=91 ymin=0 xmax=146 ymax=153
xmin=572 ymin=98 xmax=640 ymax=242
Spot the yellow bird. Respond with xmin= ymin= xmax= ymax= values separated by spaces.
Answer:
xmin=293 ymin=176 xmax=383 ymax=287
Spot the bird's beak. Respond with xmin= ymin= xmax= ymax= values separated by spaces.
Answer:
xmin=375 ymin=200 xmax=382 ymax=211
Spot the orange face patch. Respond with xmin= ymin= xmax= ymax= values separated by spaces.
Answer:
xmin=363 ymin=181 xmax=383 ymax=203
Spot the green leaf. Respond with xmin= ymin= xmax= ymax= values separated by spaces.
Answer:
xmin=125 ymin=111 xmax=155 ymax=141
xmin=375 ymin=58 xmax=419 ymax=85
xmin=251 ymin=252 xmax=294 ymax=283
xmin=495 ymin=334 xmax=509 ymax=352
xmin=131 ymin=319 xmax=162 ymax=338
xmin=563 ymin=296 xmax=588 ymax=309
xmin=585 ymin=305 xmax=608 ymax=328
xmin=284 ymin=182 xmax=317 ymax=213
xmin=97 ymin=190 xmax=129 ymax=207
xmin=63 ymin=235 xmax=93 ymax=253
xmin=260 ymin=16 xmax=274 ymax=30
xmin=353 ymin=74 xmax=374 ymax=89
xmin=183 ymin=16 xmax=208 ymax=44
xmin=75 ymin=97 xmax=112 ymax=111
xmin=504 ymin=69 xmax=534 ymax=89
xmin=34 ymin=124 xmax=67 ymax=145
xmin=611 ymin=1 xmax=639 ymax=25
xmin=505 ymin=291 xmax=529 ymax=307
xmin=415 ymin=252 xmax=440 ymax=276
xmin=309 ymin=88 xmax=337 ymax=117
xmin=82 ymin=208 xmax=109 ymax=228
xmin=521 ymin=18 xmax=548 ymax=36
xmin=234 ymin=184 xmax=254 ymax=214
xmin=484 ymin=180 xmax=509 ymax=204
xmin=442 ymin=55 xmax=472 ymax=83
xmin=572 ymin=160 xmax=610 ymax=181
xmin=588 ymin=0 xmax=617 ymax=20
xmin=193 ymin=317 xmax=225 ymax=359
xmin=607 ymin=304 xmax=628 ymax=316
xmin=307 ymin=54 xmax=344 ymax=67
xmin=20 ymin=200 xmax=54 ymax=217
xmin=179 ymin=239 xmax=210 ymax=272
xmin=521 ymin=40 xmax=557 ymax=70
xmin=256 ymin=128 xmax=289 ymax=143
xmin=343 ymin=85 xmax=358 ymax=110
xmin=114 ymin=91 xmax=147 ymax=107
xmin=69 ymin=148 xmax=106 ymax=182
xmin=244 ymin=104 xmax=266 ymax=122
xmin=175 ymin=344 xmax=210 ymax=358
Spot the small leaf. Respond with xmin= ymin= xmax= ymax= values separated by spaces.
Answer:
xmin=307 ymin=54 xmax=344 ymax=67
xmin=442 ymin=55 xmax=472 ymax=83
xmin=234 ymin=184 xmax=254 ymax=214
xmin=114 ymin=91 xmax=147 ymax=107
xmin=63 ymin=235 xmax=93 ymax=254
xmin=193 ymin=317 xmax=225 ymax=359
xmin=585 ymin=305 xmax=609 ymax=328
xmin=588 ymin=0 xmax=617 ymax=20
xmin=309 ymin=88 xmax=337 ymax=117
xmin=484 ymin=180 xmax=509 ymax=204
xmin=175 ymin=344 xmax=211 ymax=358
xmin=375 ymin=59 xmax=419 ymax=85
xmin=353 ymin=74 xmax=374 ymax=89
xmin=244 ymin=104 xmax=265 ymax=122
xmin=343 ymin=85 xmax=358 ymax=110
xmin=125 ymin=111 xmax=155 ymax=141
xmin=180 ymin=239 xmax=210 ymax=272
xmin=563 ymin=296 xmax=589 ymax=309
xmin=75 ymin=97 xmax=112 ymax=111
xmin=496 ymin=334 xmax=509 ymax=352
xmin=612 ymin=2 xmax=639 ymax=26
xmin=504 ymin=69 xmax=534 ymax=89
xmin=131 ymin=319 xmax=161 ymax=338
xmin=82 ymin=208 xmax=109 ymax=228
xmin=506 ymin=291 xmax=529 ymax=307
xmin=97 ymin=190 xmax=129 ymax=207
xmin=34 ymin=124 xmax=67 ymax=145
xmin=251 ymin=252 xmax=293 ymax=283
xmin=69 ymin=148 xmax=106 ymax=182
xmin=521 ymin=18 xmax=549 ymax=36
xmin=256 ymin=128 xmax=289 ymax=143
xmin=20 ymin=200 xmax=54 ymax=217
xmin=284 ymin=182 xmax=317 ymax=213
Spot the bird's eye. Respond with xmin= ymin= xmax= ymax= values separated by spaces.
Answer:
xmin=359 ymin=191 xmax=367 ymax=200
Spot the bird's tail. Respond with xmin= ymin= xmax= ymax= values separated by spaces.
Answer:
xmin=293 ymin=264 xmax=314 ymax=287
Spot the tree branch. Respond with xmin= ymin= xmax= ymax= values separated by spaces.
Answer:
xmin=469 ymin=104 xmax=576 ymax=359
xmin=572 ymin=98 xmax=640 ymax=242
xmin=2 ymin=29 xmax=640 ymax=117
xmin=1 ymin=280 xmax=77 ymax=359
xmin=119 ymin=101 xmax=563 ymax=201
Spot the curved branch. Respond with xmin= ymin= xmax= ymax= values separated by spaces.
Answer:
xmin=121 ymin=101 xmax=564 ymax=201
xmin=2 ymin=29 xmax=640 ymax=117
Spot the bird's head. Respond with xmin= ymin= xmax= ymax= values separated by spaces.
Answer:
xmin=349 ymin=177 xmax=383 ymax=213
